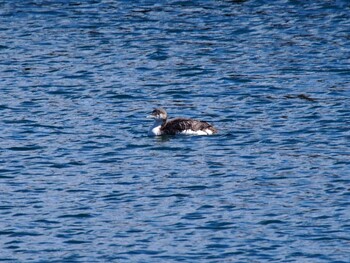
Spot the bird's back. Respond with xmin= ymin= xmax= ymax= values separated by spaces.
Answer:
xmin=161 ymin=118 xmax=217 ymax=135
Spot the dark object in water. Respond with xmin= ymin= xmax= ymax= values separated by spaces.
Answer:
xmin=284 ymin=94 xmax=316 ymax=102
xmin=147 ymin=108 xmax=217 ymax=136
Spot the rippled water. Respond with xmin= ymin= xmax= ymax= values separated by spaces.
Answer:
xmin=1 ymin=0 xmax=350 ymax=262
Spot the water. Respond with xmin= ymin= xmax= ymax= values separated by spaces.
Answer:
xmin=1 ymin=0 xmax=350 ymax=262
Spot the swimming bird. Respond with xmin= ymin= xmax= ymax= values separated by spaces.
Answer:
xmin=147 ymin=108 xmax=217 ymax=136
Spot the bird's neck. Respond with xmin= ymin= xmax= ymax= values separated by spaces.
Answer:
xmin=149 ymin=119 xmax=166 ymax=136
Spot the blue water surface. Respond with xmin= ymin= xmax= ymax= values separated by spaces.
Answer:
xmin=1 ymin=0 xmax=350 ymax=262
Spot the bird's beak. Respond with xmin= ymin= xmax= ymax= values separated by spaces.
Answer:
xmin=147 ymin=115 xmax=155 ymax=119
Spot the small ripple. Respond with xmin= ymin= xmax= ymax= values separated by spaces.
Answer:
xmin=7 ymin=145 xmax=44 ymax=151
xmin=182 ymin=212 xmax=206 ymax=220
xmin=0 ymin=230 xmax=14 ymax=236
xmin=123 ymin=249 xmax=164 ymax=255
xmin=258 ymin=220 xmax=285 ymax=225
xmin=9 ymin=231 xmax=42 ymax=237
xmin=64 ymin=239 xmax=91 ymax=244
xmin=197 ymin=221 xmax=234 ymax=230
xmin=181 ymin=185 xmax=208 ymax=191
xmin=58 ymin=213 xmax=93 ymax=219
xmin=34 ymin=219 xmax=60 ymax=225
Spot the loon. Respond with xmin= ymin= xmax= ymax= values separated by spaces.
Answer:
xmin=147 ymin=108 xmax=217 ymax=136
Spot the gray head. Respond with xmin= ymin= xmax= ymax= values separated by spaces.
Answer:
xmin=148 ymin=108 xmax=167 ymax=120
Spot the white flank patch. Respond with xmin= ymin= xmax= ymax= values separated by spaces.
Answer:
xmin=179 ymin=129 xmax=213 ymax=135
xmin=204 ymin=129 xmax=214 ymax=135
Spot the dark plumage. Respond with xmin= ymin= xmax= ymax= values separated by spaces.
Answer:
xmin=161 ymin=118 xmax=217 ymax=135
xmin=148 ymin=108 xmax=217 ymax=136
